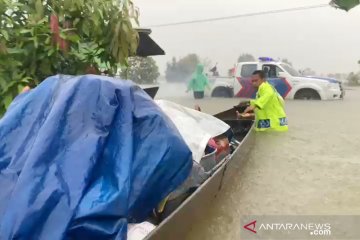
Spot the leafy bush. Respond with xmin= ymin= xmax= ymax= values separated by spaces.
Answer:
xmin=0 ymin=0 xmax=139 ymax=115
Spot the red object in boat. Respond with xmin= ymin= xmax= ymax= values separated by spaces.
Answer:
xmin=215 ymin=138 xmax=230 ymax=162
xmin=207 ymin=137 xmax=230 ymax=162
xmin=208 ymin=138 xmax=217 ymax=149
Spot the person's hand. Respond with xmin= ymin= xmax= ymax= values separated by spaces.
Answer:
xmin=236 ymin=111 xmax=249 ymax=119
xmin=244 ymin=105 xmax=255 ymax=114
xmin=236 ymin=111 xmax=254 ymax=119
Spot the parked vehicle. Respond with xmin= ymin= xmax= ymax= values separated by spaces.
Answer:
xmin=211 ymin=57 xmax=345 ymax=100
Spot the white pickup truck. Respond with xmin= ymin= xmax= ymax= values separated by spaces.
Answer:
xmin=211 ymin=58 xmax=345 ymax=100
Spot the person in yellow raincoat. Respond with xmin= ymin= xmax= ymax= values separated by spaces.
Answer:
xmin=237 ymin=70 xmax=288 ymax=132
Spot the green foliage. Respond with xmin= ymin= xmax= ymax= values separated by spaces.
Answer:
xmin=0 ymin=0 xmax=139 ymax=116
xmin=120 ymin=57 xmax=160 ymax=84
xmin=330 ymin=0 xmax=360 ymax=11
xmin=237 ymin=54 xmax=255 ymax=63
xmin=165 ymin=54 xmax=200 ymax=82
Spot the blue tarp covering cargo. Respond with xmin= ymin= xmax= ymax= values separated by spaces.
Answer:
xmin=0 ymin=75 xmax=192 ymax=240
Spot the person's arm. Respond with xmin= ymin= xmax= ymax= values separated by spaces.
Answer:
xmin=248 ymin=85 xmax=272 ymax=111
xmin=243 ymin=105 xmax=256 ymax=114
xmin=203 ymin=75 xmax=211 ymax=90
xmin=236 ymin=111 xmax=255 ymax=119
xmin=206 ymin=81 xmax=211 ymax=91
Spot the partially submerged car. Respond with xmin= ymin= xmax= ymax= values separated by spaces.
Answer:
xmin=211 ymin=58 xmax=345 ymax=100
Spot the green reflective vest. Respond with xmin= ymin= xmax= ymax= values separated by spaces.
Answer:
xmin=250 ymin=82 xmax=288 ymax=132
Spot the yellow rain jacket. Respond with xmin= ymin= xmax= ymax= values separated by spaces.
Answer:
xmin=250 ymin=82 xmax=288 ymax=132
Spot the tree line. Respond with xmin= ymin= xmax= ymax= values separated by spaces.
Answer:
xmin=106 ymin=53 xmax=360 ymax=85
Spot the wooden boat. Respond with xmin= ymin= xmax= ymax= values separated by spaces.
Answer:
xmin=145 ymin=107 xmax=255 ymax=240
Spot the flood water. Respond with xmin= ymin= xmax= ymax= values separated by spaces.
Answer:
xmin=154 ymin=83 xmax=360 ymax=240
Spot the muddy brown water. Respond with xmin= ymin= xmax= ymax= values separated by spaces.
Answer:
xmin=153 ymin=83 xmax=360 ymax=240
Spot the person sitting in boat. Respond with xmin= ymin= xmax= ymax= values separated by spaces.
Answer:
xmin=237 ymin=70 xmax=288 ymax=132
xmin=186 ymin=64 xmax=210 ymax=99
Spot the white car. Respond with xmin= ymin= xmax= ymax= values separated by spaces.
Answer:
xmin=211 ymin=57 xmax=345 ymax=100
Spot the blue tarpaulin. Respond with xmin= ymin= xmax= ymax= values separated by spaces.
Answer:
xmin=0 ymin=75 xmax=192 ymax=240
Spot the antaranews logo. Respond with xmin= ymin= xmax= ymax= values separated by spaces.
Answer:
xmin=242 ymin=216 xmax=360 ymax=239
xmin=242 ymin=217 xmax=333 ymax=239
xmin=257 ymin=223 xmax=331 ymax=236
xmin=243 ymin=220 xmax=257 ymax=234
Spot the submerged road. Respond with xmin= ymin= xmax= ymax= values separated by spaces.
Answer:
xmin=155 ymin=83 xmax=360 ymax=240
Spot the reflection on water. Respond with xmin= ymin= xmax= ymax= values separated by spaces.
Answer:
xmin=156 ymin=84 xmax=360 ymax=240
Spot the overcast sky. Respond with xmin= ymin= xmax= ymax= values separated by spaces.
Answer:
xmin=134 ymin=0 xmax=360 ymax=75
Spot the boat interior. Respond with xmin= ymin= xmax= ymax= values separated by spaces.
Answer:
xmin=146 ymin=104 xmax=254 ymax=226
